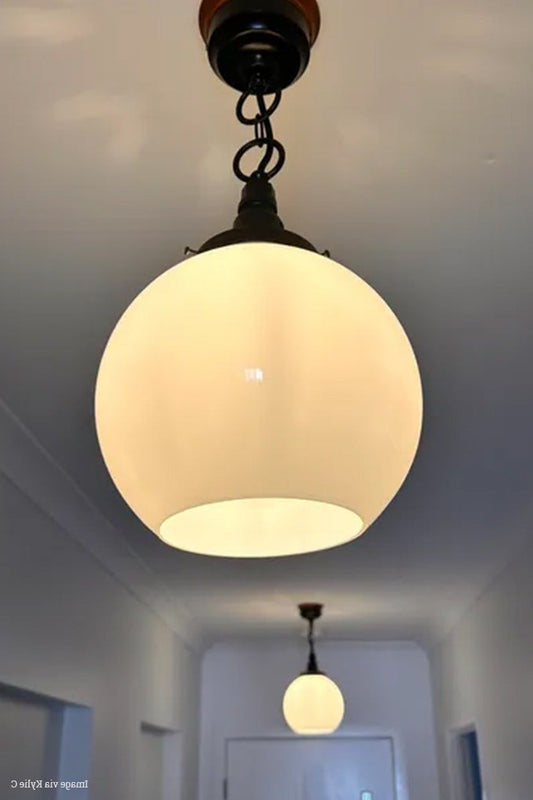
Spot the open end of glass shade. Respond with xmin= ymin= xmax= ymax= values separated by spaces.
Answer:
xmin=158 ymin=498 xmax=363 ymax=558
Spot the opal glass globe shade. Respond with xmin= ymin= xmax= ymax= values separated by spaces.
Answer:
xmin=283 ymin=673 xmax=345 ymax=734
xmin=95 ymin=242 xmax=422 ymax=557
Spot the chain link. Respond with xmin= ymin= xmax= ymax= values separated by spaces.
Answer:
xmin=233 ymin=74 xmax=286 ymax=182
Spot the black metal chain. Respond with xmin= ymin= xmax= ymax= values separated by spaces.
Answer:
xmin=306 ymin=617 xmax=319 ymax=672
xmin=232 ymin=73 xmax=286 ymax=182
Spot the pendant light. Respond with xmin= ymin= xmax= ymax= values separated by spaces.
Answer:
xmin=283 ymin=603 xmax=344 ymax=735
xmin=95 ymin=0 xmax=423 ymax=558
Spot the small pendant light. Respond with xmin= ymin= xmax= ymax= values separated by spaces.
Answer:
xmin=283 ymin=603 xmax=345 ymax=735
xmin=94 ymin=0 xmax=423 ymax=558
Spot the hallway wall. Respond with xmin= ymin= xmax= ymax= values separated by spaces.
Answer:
xmin=199 ymin=640 xmax=440 ymax=800
xmin=430 ymin=532 xmax=533 ymax=800
xmin=0 ymin=472 xmax=201 ymax=800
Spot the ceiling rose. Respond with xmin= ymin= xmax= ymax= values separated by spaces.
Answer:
xmin=94 ymin=0 xmax=423 ymax=558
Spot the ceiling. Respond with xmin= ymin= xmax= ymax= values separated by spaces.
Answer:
xmin=2 ymin=0 xmax=533 ymax=647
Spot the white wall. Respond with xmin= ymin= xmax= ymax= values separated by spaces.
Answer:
xmin=0 ymin=472 xmax=201 ymax=800
xmin=430 ymin=533 xmax=533 ymax=800
xmin=199 ymin=639 xmax=440 ymax=800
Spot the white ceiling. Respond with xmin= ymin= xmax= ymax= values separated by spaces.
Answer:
xmin=2 ymin=0 xmax=533 ymax=646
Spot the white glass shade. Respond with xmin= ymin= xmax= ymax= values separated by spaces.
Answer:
xmin=283 ymin=673 xmax=345 ymax=734
xmin=95 ymin=242 xmax=422 ymax=557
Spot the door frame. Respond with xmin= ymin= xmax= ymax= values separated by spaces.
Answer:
xmin=224 ymin=735 xmax=398 ymax=800
xmin=448 ymin=723 xmax=484 ymax=800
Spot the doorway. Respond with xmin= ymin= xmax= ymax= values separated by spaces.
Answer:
xmin=225 ymin=736 xmax=396 ymax=800
xmin=139 ymin=723 xmax=182 ymax=800
xmin=453 ymin=727 xmax=484 ymax=800
xmin=0 ymin=682 xmax=91 ymax=800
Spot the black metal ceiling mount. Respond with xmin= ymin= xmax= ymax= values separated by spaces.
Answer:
xmin=299 ymin=602 xmax=324 ymax=675
xmin=194 ymin=0 xmax=323 ymax=255
xmin=199 ymin=0 xmax=320 ymax=94
xmin=299 ymin=602 xmax=323 ymax=623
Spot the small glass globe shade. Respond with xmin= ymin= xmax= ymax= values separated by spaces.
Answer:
xmin=282 ymin=673 xmax=345 ymax=735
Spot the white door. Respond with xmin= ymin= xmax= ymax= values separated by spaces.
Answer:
xmin=226 ymin=737 xmax=396 ymax=800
